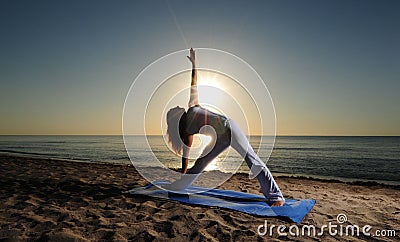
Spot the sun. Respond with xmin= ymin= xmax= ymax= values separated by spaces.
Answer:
xmin=197 ymin=75 xmax=227 ymax=114
xmin=199 ymin=78 xmax=223 ymax=90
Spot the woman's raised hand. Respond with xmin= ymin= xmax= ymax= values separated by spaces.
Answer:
xmin=187 ymin=48 xmax=196 ymax=65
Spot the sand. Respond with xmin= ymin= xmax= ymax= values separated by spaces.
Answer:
xmin=0 ymin=153 xmax=399 ymax=241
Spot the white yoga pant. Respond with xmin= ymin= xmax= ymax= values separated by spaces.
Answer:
xmin=168 ymin=119 xmax=284 ymax=202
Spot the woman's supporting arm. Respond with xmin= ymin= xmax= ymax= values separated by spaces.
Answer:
xmin=187 ymin=48 xmax=199 ymax=107
xmin=181 ymin=134 xmax=193 ymax=174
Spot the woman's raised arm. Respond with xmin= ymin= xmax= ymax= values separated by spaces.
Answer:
xmin=187 ymin=48 xmax=199 ymax=108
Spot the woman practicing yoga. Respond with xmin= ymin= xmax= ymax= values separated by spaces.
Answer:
xmin=165 ymin=48 xmax=285 ymax=206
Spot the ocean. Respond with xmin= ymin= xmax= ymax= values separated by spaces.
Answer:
xmin=0 ymin=135 xmax=399 ymax=185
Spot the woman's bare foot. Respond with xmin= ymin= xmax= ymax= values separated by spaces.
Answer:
xmin=270 ymin=200 xmax=285 ymax=206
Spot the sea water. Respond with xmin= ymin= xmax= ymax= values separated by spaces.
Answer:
xmin=0 ymin=135 xmax=399 ymax=185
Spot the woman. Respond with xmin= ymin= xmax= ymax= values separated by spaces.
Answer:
xmin=165 ymin=48 xmax=285 ymax=206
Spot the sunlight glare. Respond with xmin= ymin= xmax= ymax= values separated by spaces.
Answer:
xmin=190 ymin=134 xmax=212 ymax=149
xmin=204 ymin=159 xmax=218 ymax=171
xmin=199 ymin=134 xmax=212 ymax=149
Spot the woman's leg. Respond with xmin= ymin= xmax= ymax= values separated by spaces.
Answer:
xmin=243 ymin=148 xmax=285 ymax=202
xmin=228 ymin=119 xmax=285 ymax=202
xmin=167 ymin=133 xmax=230 ymax=190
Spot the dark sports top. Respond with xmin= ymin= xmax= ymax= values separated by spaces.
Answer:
xmin=185 ymin=105 xmax=229 ymax=135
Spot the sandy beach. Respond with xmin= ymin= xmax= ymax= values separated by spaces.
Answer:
xmin=0 ymin=153 xmax=398 ymax=241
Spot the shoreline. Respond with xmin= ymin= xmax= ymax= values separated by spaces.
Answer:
xmin=2 ymin=151 xmax=399 ymax=189
xmin=0 ymin=153 xmax=399 ymax=241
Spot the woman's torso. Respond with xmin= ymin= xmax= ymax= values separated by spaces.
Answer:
xmin=186 ymin=105 xmax=229 ymax=135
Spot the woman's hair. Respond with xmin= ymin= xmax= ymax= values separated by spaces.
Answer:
xmin=166 ymin=106 xmax=187 ymax=155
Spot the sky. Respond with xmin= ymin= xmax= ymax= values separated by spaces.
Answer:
xmin=0 ymin=0 xmax=399 ymax=135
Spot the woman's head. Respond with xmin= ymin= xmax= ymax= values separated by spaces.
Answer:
xmin=166 ymin=106 xmax=187 ymax=155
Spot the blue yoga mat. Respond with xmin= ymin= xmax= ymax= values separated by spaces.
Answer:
xmin=127 ymin=180 xmax=315 ymax=223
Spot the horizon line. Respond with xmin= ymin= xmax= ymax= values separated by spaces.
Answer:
xmin=0 ymin=134 xmax=399 ymax=137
